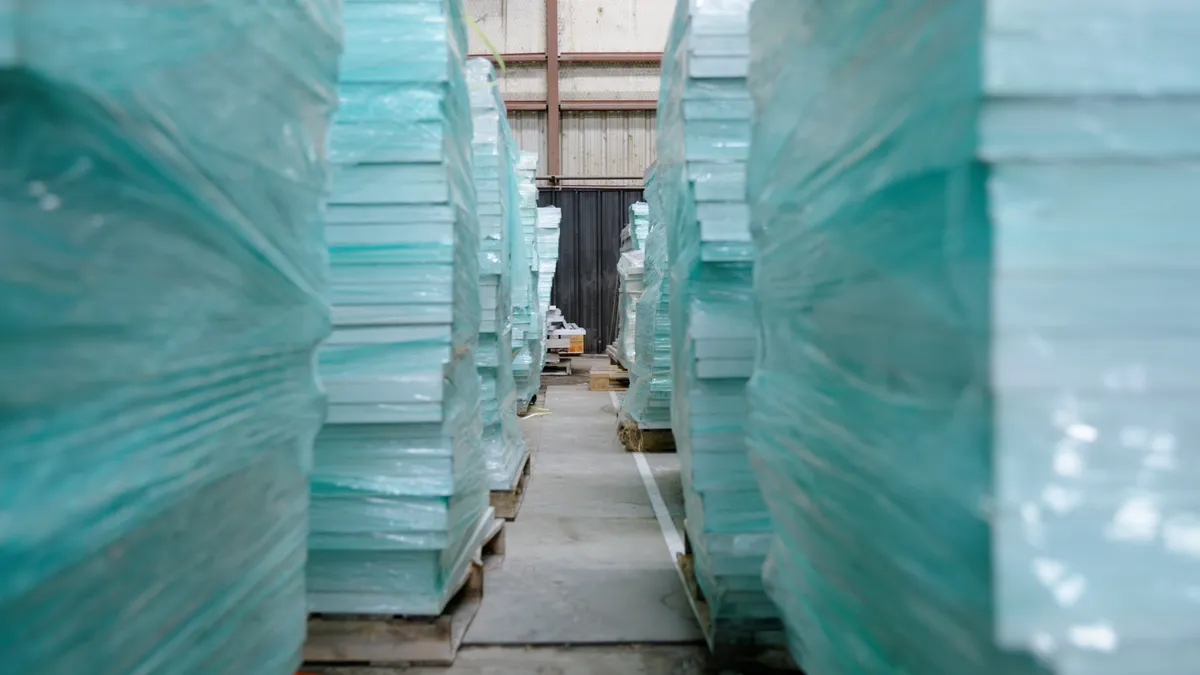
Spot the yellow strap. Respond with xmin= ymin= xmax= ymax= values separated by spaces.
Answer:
xmin=466 ymin=14 xmax=506 ymax=74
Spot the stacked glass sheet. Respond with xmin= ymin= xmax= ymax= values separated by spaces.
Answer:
xmin=309 ymin=0 xmax=493 ymax=616
xmin=616 ymin=250 xmax=646 ymax=365
xmin=536 ymin=206 xmax=561 ymax=321
xmin=616 ymin=200 xmax=651 ymax=365
xmin=467 ymin=58 xmax=526 ymax=491
xmin=745 ymin=1 xmax=1199 ymax=674
xmin=511 ymin=151 xmax=543 ymax=406
xmin=0 ymin=2 xmax=340 ymax=672
xmin=629 ymin=201 xmax=651 ymax=250
xmin=622 ymin=170 xmax=674 ymax=430
xmin=657 ymin=0 xmax=782 ymax=649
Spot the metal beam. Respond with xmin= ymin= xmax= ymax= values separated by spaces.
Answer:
xmin=503 ymin=99 xmax=658 ymax=112
xmin=559 ymin=52 xmax=663 ymax=63
xmin=504 ymin=100 xmax=550 ymax=112
xmin=539 ymin=184 xmax=646 ymax=190
xmin=559 ymin=99 xmax=658 ymax=111
xmin=545 ymin=0 xmax=561 ymax=176
xmin=469 ymin=51 xmax=664 ymax=64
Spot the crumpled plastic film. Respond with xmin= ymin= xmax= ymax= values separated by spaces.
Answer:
xmin=621 ymin=170 xmax=673 ymax=430
xmin=309 ymin=0 xmax=492 ymax=617
xmin=0 ymin=2 xmax=340 ymax=672
xmin=467 ymin=57 xmax=526 ymax=491
xmin=658 ymin=0 xmax=782 ymax=648
xmin=511 ymin=150 xmax=543 ymax=408
xmin=745 ymin=1 xmax=1198 ymax=674
xmin=616 ymin=250 xmax=646 ymax=365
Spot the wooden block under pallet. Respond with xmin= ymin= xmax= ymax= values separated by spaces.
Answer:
xmin=517 ymin=392 xmax=539 ymax=417
xmin=303 ymin=519 xmax=506 ymax=667
xmin=588 ymin=365 xmax=629 ymax=391
xmin=675 ymin=533 xmax=799 ymax=672
xmin=489 ymin=452 xmax=532 ymax=521
xmin=617 ymin=419 xmax=676 ymax=452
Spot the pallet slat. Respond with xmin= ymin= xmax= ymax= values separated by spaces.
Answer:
xmin=303 ymin=519 xmax=505 ymax=667
xmin=489 ymin=452 xmax=532 ymax=521
xmin=588 ymin=365 xmax=629 ymax=391
xmin=618 ymin=419 xmax=676 ymax=452
xmin=675 ymin=532 xmax=798 ymax=672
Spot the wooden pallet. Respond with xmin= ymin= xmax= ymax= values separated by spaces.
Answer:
xmin=617 ymin=419 xmax=676 ymax=452
xmin=517 ymin=392 xmax=538 ymax=417
xmin=489 ymin=451 xmax=532 ymax=521
xmin=303 ymin=519 xmax=505 ymax=667
xmin=542 ymin=353 xmax=573 ymax=376
xmin=675 ymin=533 xmax=798 ymax=672
xmin=588 ymin=365 xmax=629 ymax=391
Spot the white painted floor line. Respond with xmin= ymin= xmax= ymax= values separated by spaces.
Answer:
xmin=633 ymin=451 xmax=686 ymax=561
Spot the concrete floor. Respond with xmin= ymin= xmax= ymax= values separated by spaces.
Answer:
xmin=466 ymin=384 xmax=701 ymax=644
xmin=314 ymin=645 xmax=709 ymax=674
xmin=312 ymin=382 xmax=713 ymax=674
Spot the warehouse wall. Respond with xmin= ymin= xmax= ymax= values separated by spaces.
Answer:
xmin=466 ymin=0 xmax=669 ymax=187
xmin=509 ymin=111 xmax=655 ymax=188
xmin=540 ymin=188 xmax=645 ymax=353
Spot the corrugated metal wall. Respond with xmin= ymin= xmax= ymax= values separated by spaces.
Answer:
xmin=510 ymin=111 xmax=656 ymax=188
xmin=540 ymin=188 xmax=644 ymax=353
xmin=561 ymin=111 xmax=655 ymax=188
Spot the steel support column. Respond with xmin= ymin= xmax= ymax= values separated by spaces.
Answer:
xmin=545 ymin=0 xmax=561 ymax=176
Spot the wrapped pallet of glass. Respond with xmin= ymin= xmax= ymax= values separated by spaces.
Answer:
xmin=745 ymin=1 xmax=1199 ymax=674
xmin=616 ymin=250 xmax=646 ymax=366
xmin=622 ymin=169 xmax=674 ymax=430
xmin=616 ymin=201 xmax=650 ymax=366
xmin=467 ymin=58 xmax=526 ymax=491
xmin=0 ymin=2 xmax=340 ymax=672
xmin=657 ymin=0 xmax=783 ymax=651
xmin=630 ymin=201 xmax=651 ymax=250
xmin=512 ymin=151 xmax=543 ymax=407
xmin=308 ymin=0 xmax=493 ymax=617
xmin=536 ymin=205 xmax=561 ymax=321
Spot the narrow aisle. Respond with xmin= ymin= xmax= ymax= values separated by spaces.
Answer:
xmin=466 ymin=384 xmax=702 ymax=644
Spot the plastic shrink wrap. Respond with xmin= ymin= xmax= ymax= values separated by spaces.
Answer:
xmin=745 ymin=1 xmax=1200 ymax=674
xmin=511 ymin=151 xmax=543 ymax=408
xmin=616 ymin=201 xmax=650 ymax=365
xmin=467 ymin=58 xmax=527 ymax=491
xmin=622 ymin=170 xmax=674 ymax=430
xmin=616 ymin=250 xmax=646 ymax=365
xmin=0 ymin=2 xmax=340 ymax=672
xmin=536 ymin=206 xmax=562 ymax=322
xmin=658 ymin=0 xmax=782 ymax=648
xmin=309 ymin=0 xmax=493 ymax=616
xmin=629 ymin=201 xmax=651 ymax=251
